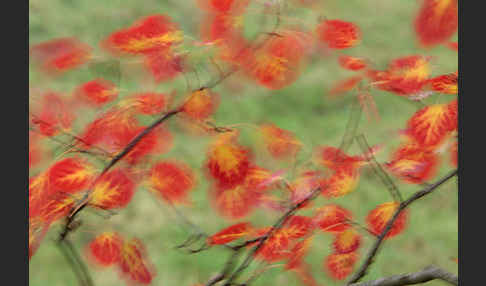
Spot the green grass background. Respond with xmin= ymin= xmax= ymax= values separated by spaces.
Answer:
xmin=29 ymin=0 xmax=458 ymax=285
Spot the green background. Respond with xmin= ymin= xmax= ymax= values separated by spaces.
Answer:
xmin=29 ymin=0 xmax=458 ymax=285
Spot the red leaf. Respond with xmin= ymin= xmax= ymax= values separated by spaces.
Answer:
xmin=207 ymin=222 xmax=252 ymax=245
xmin=366 ymin=202 xmax=408 ymax=238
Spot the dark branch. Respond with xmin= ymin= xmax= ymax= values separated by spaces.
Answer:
xmin=349 ymin=265 xmax=458 ymax=286
xmin=346 ymin=169 xmax=458 ymax=284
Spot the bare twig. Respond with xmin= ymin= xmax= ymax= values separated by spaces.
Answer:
xmin=346 ymin=169 xmax=458 ymax=284
xmin=349 ymin=265 xmax=458 ymax=286
xmin=58 ymin=239 xmax=94 ymax=286
xmin=356 ymin=134 xmax=403 ymax=202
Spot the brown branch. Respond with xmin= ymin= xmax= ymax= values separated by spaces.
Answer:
xmin=222 ymin=187 xmax=322 ymax=286
xmin=349 ymin=265 xmax=458 ymax=286
xmin=346 ymin=169 xmax=458 ymax=284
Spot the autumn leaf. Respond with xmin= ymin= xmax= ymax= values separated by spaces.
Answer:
xmin=206 ymin=133 xmax=251 ymax=189
xmin=414 ymin=0 xmax=458 ymax=47
xmin=118 ymin=238 xmax=155 ymax=284
xmin=75 ymin=78 xmax=118 ymax=106
xmin=428 ymin=71 xmax=458 ymax=94
xmin=30 ymin=38 xmax=92 ymax=74
xmin=102 ymin=14 xmax=183 ymax=55
xmin=314 ymin=205 xmax=352 ymax=233
xmin=88 ymin=232 xmax=124 ymax=267
xmin=285 ymin=236 xmax=313 ymax=270
xmin=386 ymin=141 xmax=439 ymax=184
xmin=329 ymin=76 xmax=363 ymax=96
xmin=90 ymin=170 xmax=135 ymax=210
xmin=316 ymin=20 xmax=361 ymax=50
xmin=149 ymin=160 xmax=195 ymax=204
xmin=321 ymin=168 xmax=360 ymax=198
xmin=207 ymin=222 xmax=253 ymax=245
xmin=338 ymin=55 xmax=367 ymax=71
xmin=332 ymin=228 xmax=361 ymax=254
xmin=181 ymin=88 xmax=220 ymax=121
xmin=406 ymin=101 xmax=457 ymax=147
xmin=259 ymin=123 xmax=302 ymax=159
xmin=366 ymin=202 xmax=408 ymax=238
xmin=325 ymin=252 xmax=359 ymax=280
xmin=48 ymin=157 xmax=95 ymax=194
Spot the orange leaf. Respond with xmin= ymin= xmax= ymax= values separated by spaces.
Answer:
xmin=75 ymin=78 xmax=118 ymax=106
xmin=260 ymin=123 xmax=302 ymax=159
xmin=48 ymin=157 xmax=95 ymax=194
xmin=285 ymin=236 xmax=313 ymax=270
xmin=207 ymin=222 xmax=252 ymax=245
xmin=329 ymin=76 xmax=363 ymax=96
xmin=406 ymin=102 xmax=457 ymax=147
xmin=338 ymin=55 xmax=367 ymax=71
xmin=314 ymin=205 xmax=352 ymax=233
xmin=321 ymin=168 xmax=360 ymax=198
xmin=316 ymin=20 xmax=361 ymax=50
xmin=90 ymin=170 xmax=135 ymax=210
xmin=102 ymin=14 xmax=183 ymax=55
xmin=206 ymin=134 xmax=250 ymax=189
xmin=118 ymin=238 xmax=155 ymax=284
xmin=242 ymin=30 xmax=312 ymax=90
xmin=332 ymin=228 xmax=361 ymax=254
xmin=211 ymin=184 xmax=257 ymax=220
xmin=325 ymin=252 xmax=358 ymax=280
xmin=149 ymin=160 xmax=195 ymax=205
xmin=284 ymin=216 xmax=314 ymax=239
xmin=414 ymin=0 xmax=458 ymax=47
xmin=428 ymin=72 xmax=458 ymax=94
xmin=386 ymin=141 xmax=439 ymax=184
xmin=181 ymin=89 xmax=220 ymax=121
xmin=88 ymin=232 xmax=124 ymax=267
xmin=366 ymin=202 xmax=408 ymax=238
xmin=30 ymin=38 xmax=92 ymax=74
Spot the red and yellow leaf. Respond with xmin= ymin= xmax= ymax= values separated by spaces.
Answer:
xmin=118 ymin=238 xmax=155 ymax=284
xmin=242 ymin=30 xmax=311 ymax=90
xmin=88 ymin=232 xmax=124 ymax=267
xmin=325 ymin=252 xmax=358 ymax=280
xmin=316 ymin=20 xmax=361 ymax=50
xmin=211 ymin=184 xmax=256 ymax=220
xmin=259 ymin=123 xmax=302 ymax=159
xmin=75 ymin=79 xmax=118 ymax=106
xmin=30 ymin=38 xmax=92 ymax=74
xmin=197 ymin=0 xmax=250 ymax=13
xmin=48 ymin=157 xmax=95 ymax=194
xmin=285 ymin=236 xmax=313 ymax=270
xmin=428 ymin=71 xmax=458 ymax=94
xmin=284 ymin=216 xmax=314 ymax=239
xmin=103 ymin=14 xmax=183 ymax=55
xmin=314 ymin=205 xmax=352 ymax=233
xmin=406 ymin=101 xmax=457 ymax=147
xmin=90 ymin=170 xmax=135 ymax=210
xmin=338 ymin=55 xmax=367 ymax=71
xmin=332 ymin=228 xmax=361 ymax=254
xmin=386 ymin=141 xmax=439 ymax=184
xmin=414 ymin=0 xmax=458 ymax=47
xmin=181 ymin=88 xmax=220 ymax=121
xmin=131 ymin=92 xmax=167 ymax=115
xmin=143 ymin=50 xmax=184 ymax=83
xmin=366 ymin=202 xmax=408 ymax=238
xmin=321 ymin=168 xmax=360 ymax=198
xmin=207 ymin=222 xmax=253 ymax=245
xmin=149 ymin=160 xmax=195 ymax=204
xmin=206 ymin=134 xmax=251 ymax=189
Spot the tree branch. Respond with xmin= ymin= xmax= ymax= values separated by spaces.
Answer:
xmin=349 ymin=265 xmax=458 ymax=286
xmin=346 ymin=169 xmax=458 ymax=284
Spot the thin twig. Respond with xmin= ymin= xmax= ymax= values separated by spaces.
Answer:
xmin=349 ymin=265 xmax=458 ymax=286
xmin=346 ymin=169 xmax=458 ymax=284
